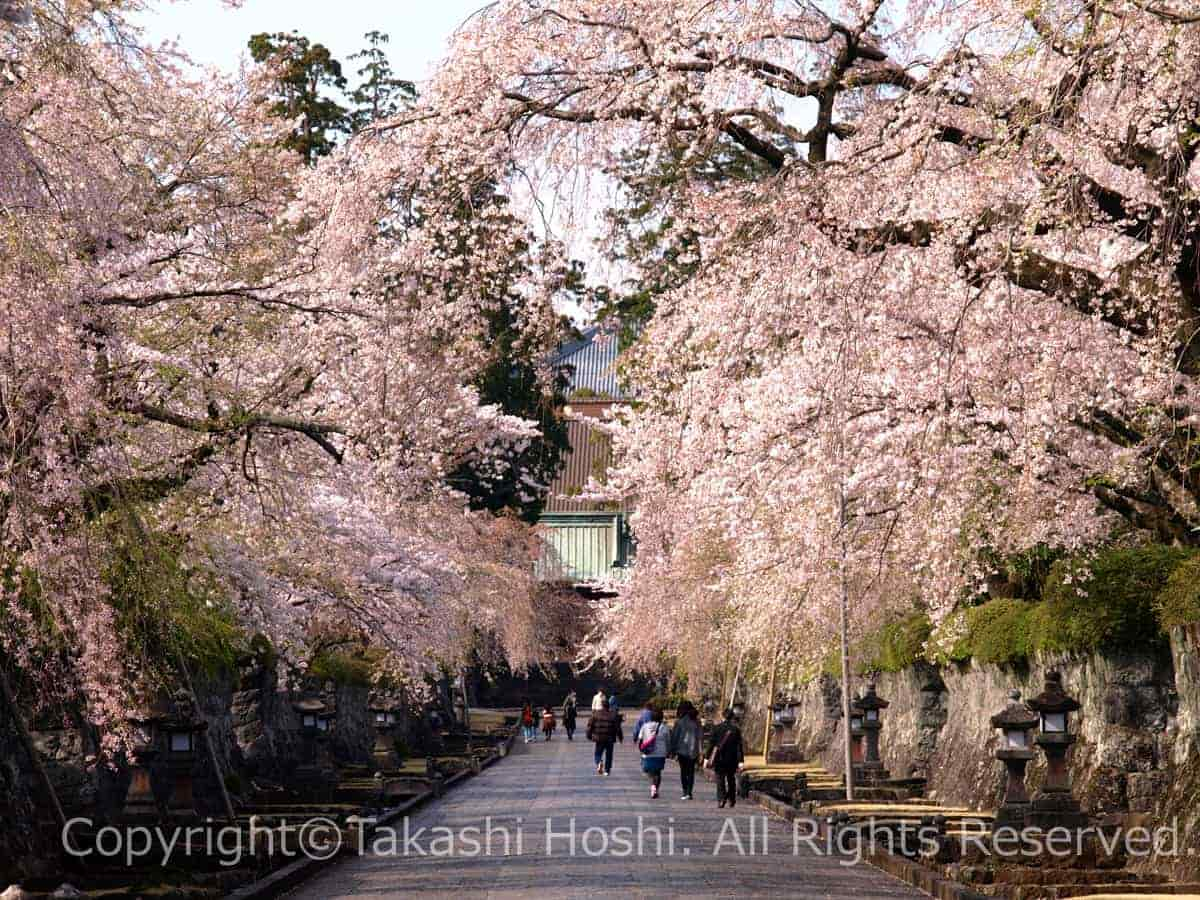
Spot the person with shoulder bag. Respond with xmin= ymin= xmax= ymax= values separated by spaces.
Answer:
xmin=705 ymin=708 xmax=745 ymax=808
xmin=638 ymin=707 xmax=670 ymax=798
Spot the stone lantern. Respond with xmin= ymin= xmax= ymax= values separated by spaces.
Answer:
xmin=849 ymin=693 xmax=866 ymax=764
xmin=855 ymin=682 xmax=891 ymax=784
xmin=768 ymin=690 xmax=803 ymax=764
xmin=162 ymin=691 xmax=207 ymax=821
xmin=293 ymin=697 xmax=336 ymax=800
xmin=775 ymin=696 xmax=797 ymax=729
xmin=119 ymin=698 xmax=170 ymax=822
xmin=1025 ymin=671 xmax=1086 ymax=830
xmin=990 ymin=689 xmax=1038 ymax=829
xmin=370 ymin=697 xmax=404 ymax=772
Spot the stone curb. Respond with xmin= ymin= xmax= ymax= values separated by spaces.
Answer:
xmin=227 ymin=734 xmax=516 ymax=900
xmin=701 ymin=770 xmax=991 ymax=900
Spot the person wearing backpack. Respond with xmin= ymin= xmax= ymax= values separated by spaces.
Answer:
xmin=639 ymin=707 xmax=671 ymax=799
xmin=668 ymin=701 xmax=703 ymax=800
xmin=705 ymin=708 xmax=745 ymax=808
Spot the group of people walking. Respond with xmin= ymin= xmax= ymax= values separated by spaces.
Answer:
xmin=520 ymin=692 xmax=579 ymax=743
xmin=523 ymin=688 xmax=746 ymax=806
xmin=631 ymin=700 xmax=744 ymax=803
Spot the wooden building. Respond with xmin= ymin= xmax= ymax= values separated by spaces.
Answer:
xmin=535 ymin=325 xmax=634 ymax=585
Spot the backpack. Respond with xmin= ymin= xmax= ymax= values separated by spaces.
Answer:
xmin=638 ymin=721 xmax=660 ymax=753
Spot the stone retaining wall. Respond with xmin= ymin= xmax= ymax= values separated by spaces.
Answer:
xmin=785 ymin=644 xmax=1177 ymax=814
xmin=777 ymin=631 xmax=1200 ymax=878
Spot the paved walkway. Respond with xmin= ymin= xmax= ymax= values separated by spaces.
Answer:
xmin=288 ymin=727 xmax=926 ymax=899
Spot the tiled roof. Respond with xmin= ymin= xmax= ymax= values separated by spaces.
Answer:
xmin=551 ymin=325 xmax=627 ymax=400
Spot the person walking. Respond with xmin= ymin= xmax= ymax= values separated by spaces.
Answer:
xmin=521 ymin=700 xmax=536 ymax=744
xmin=632 ymin=699 xmax=655 ymax=745
xmin=563 ymin=694 xmax=578 ymax=741
xmin=638 ymin=707 xmax=670 ymax=799
xmin=586 ymin=697 xmax=623 ymax=776
xmin=541 ymin=706 xmax=557 ymax=741
xmin=705 ymin=708 xmax=745 ymax=808
xmin=591 ymin=688 xmax=606 ymax=711
xmin=668 ymin=701 xmax=703 ymax=800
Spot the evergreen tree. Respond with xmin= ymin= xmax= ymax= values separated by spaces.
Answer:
xmin=348 ymin=31 xmax=417 ymax=131
xmin=597 ymin=140 xmax=774 ymax=345
xmin=248 ymin=31 xmax=351 ymax=163
xmin=443 ymin=185 xmax=571 ymax=523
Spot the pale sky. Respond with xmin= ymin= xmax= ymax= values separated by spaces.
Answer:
xmin=138 ymin=0 xmax=490 ymax=83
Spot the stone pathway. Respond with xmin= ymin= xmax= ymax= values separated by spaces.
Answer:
xmin=287 ymin=726 xmax=927 ymax=898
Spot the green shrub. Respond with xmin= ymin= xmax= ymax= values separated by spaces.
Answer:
xmin=308 ymin=647 xmax=384 ymax=686
xmin=1002 ymin=544 xmax=1065 ymax=600
xmin=821 ymin=611 xmax=932 ymax=676
xmin=1038 ymin=546 xmax=1191 ymax=654
xmin=963 ymin=599 xmax=1034 ymax=665
xmin=872 ymin=612 xmax=933 ymax=672
xmin=819 ymin=545 xmax=1195 ymax=675
xmin=1156 ymin=556 xmax=1200 ymax=629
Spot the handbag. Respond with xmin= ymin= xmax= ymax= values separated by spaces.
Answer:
xmin=706 ymin=726 xmax=735 ymax=768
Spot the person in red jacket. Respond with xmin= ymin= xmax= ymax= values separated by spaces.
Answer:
xmin=586 ymin=697 xmax=624 ymax=775
xmin=521 ymin=700 xmax=536 ymax=744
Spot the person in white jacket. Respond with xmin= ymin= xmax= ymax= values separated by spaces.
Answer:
xmin=591 ymin=689 xmax=607 ymax=711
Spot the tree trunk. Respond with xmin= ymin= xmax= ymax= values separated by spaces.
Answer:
xmin=0 ymin=658 xmax=66 ymax=829
xmin=839 ymin=484 xmax=855 ymax=802
xmin=761 ymin=641 xmax=779 ymax=758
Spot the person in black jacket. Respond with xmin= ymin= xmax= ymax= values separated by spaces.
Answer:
xmin=562 ymin=695 xmax=578 ymax=741
xmin=705 ymin=708 xmax=745 ymax=808
xmin=586 ymin=697 xmax=624 ymax=775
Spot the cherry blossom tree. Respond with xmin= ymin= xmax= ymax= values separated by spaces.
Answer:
xmin=376 ymin=0 xmax=1200 ymax=686
xmin=0 ymin=0 xmax=566 ymax=739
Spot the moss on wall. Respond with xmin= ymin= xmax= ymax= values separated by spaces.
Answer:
xmin=859 ymin=546 xmax=1199 ymax=672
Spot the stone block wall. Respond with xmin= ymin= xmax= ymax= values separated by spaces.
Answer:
xmin=787 ymin=644 xmax=1177 ymax=816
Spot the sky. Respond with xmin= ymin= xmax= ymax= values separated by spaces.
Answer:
xmin=138 ymin=0 xmax=489 ymax=84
